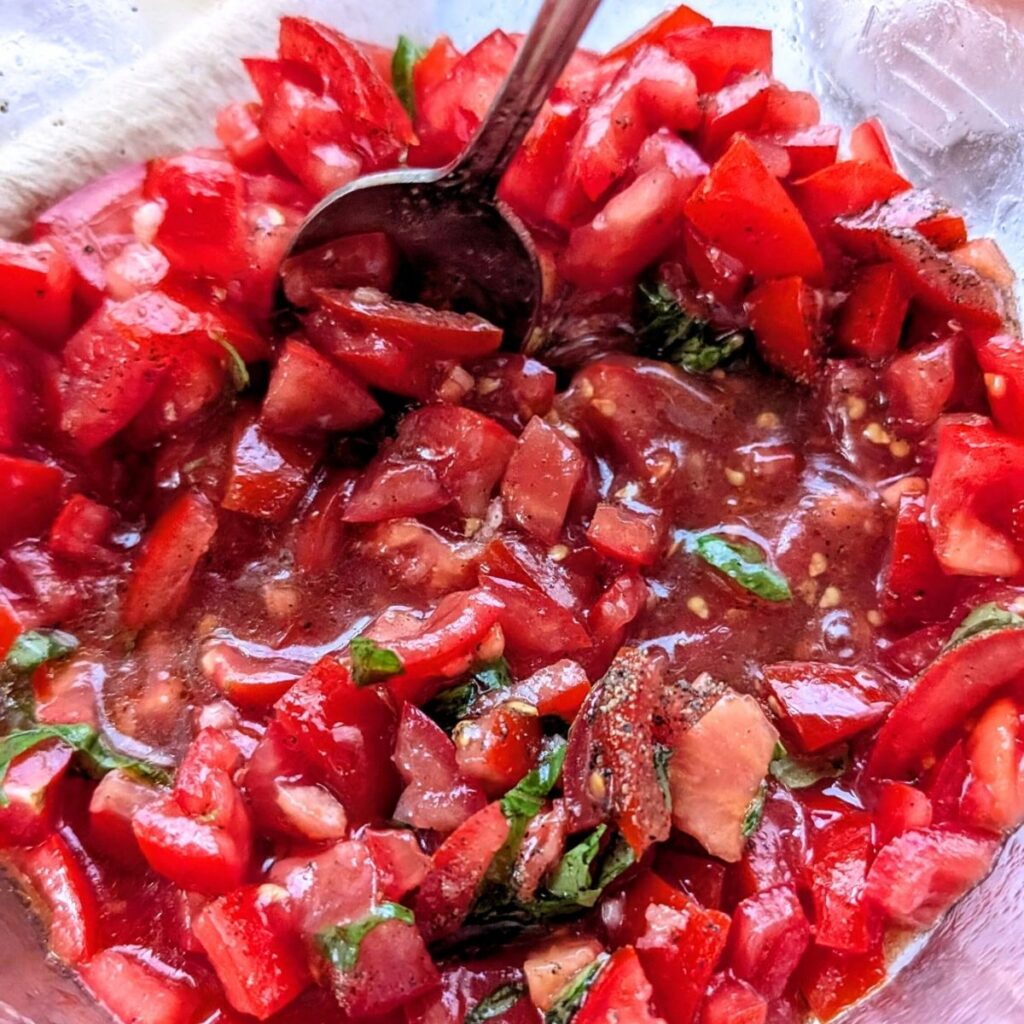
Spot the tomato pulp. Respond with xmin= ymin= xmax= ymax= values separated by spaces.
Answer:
xmin=1 ymin=6 xmax=1022 ymax=1024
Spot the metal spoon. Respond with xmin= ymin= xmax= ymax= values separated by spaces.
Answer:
xmin=280 ymin=0 xmax=603 ymax=346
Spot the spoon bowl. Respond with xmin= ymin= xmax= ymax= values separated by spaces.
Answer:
xmin=279 ymin=0 xmax=603 ymax=347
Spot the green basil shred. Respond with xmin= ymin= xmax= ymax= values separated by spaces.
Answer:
xmin=0 ymin=723 xmax=170 ymax=807
xmin=349 ymin=636 xmax=403 ymax=687
xmin=392 ymin=36 xmax=427 ymax=117
xmin=944 ymin=602 xmax=1024 ymax=652
xmin=637 ymin=282 xmax=745 ymax=374
xmin=544 ymin=955 xmax=609 ymax=1024
xmin=465 ymin=984 xmax=527 ymax=1024
xmin=317 ymin=903 xmax=415 ymax=974
xmin=5 ymin=629 xmax=79 ymax=673
xmin=770 ymin=747 xmax=850 ymax=789
xmin=693 ymin=534 xmax=791 ymax=602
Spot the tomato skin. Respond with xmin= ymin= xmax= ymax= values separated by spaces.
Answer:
xmin=193 ymin=884 xmax=311 ymax=1020
xmin=974 ymin=333 xmax=1024 ymax=438
xmin=393 ymin=703 xmax=487 ymax=832
xmin=0 ymin=741 xmax=73 ymax=848
xmin=881 ymin=492 xmax=960 ymax=629
xmin=221 ymin=411 xmax=322 ymax=523
xmin=587 ymin=503 xmax=666 ymax=567
xmin=864 ymin=825 xmax=997 ymax=927
xmin=746 ymin=276 xmax=824 ymax=383
xmin=415 ymin=801 xmax=511 ymax=942
xmin=869 ymin=619 xmax=1024 ymax=781
xmin=836 ymin=188 xmax=967 ymax=256
xmin=80 ymin=947 xmax=202 ymax=1024
xmin=699 ymin=975 xmax=767 ymax=1024
xmin=663 ymin=26 xmax=773 ymax=93
xmin=606 ymin=5 xmax=711 ymax=63
xmin=925 ymin=418 xmax=1024 ymax=578
xmin=0 ymin=455 xmax=64 ymax=550
xmin=685 ymin=137 xmax=824 ymax=285
xmin=476 ymin=659 xmax=591 ymax=722
xmin=873 ymin=781 xmax=934 ymax=847
xmin=5 ymin=832 xmax=100 ymax=964
xmin=762 ymin=125 xmax=839 ymax=178
xmin=261 ymin=339 xmax=382 ymax=436
xmin=364 ymin=827 xmax=432 ymax=901
xmin=122 ymin=491 xmax=218 ymax=630
xmin=833 ymin=262 xmax=910 ymax=361
xmin=761 ymin=662 xmax=892 ymax=753
xmin=850 ymin=116 xmax=897 ymax=169
xmin=454 ymin=703 xmax=544 ymax=797
xmin=698 ymin=73 xmax=770 ymax=157
xmin=87 ymin=768 xmax=160 ymax=868
xmin=961 ymin=697 xmax=1024 ymax=833
xmin=273 ymin=657 xmax=400 ymax=825
xmin=574 ymin=946 xmax=665 ymax=1024
xmin=501 ymin=417 xmax=586 ymax=545
xmin=0 ymin=239 xmax=75 ymax=348
xmin=728 ymin=885 xmax=811 ymax=1000
xmin=48 ymin=494 xmax=118 ymax=566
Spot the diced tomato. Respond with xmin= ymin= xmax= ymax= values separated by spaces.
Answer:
xmin=663 ymin=26 xmax=773 ymax=93
xmin=746 ymin=276 xmax=824 ymax=383
xmin=637 ymin=897 xmax=731 ymax=1024
xmin=686 ymin=137 xmax=823 ymax=284
xmin=476 ymin=659 xmax=591 ymax=722
xmin=864 ymin=825 xmax=997 ymax=927
xmin=80 ymin=947 xmax=201 ymax=1024
xmin=850 ymin=117 xmax=897 ymax=169
xmin=199 ymin=635 xmax=304 ymax=709
xmin=762 ymin=662 xmax=892 ymax=753
xmin=345 ymin=406 xmax=515 ymax=522
xmin=524 ymin=935 xmax=605 ymax=1012
xmin=416 ymin=30 xmax=518 ymax=164
xmin=574 ymin=947 xmax=665 ymax=1024
xmin=312 ymin=288 xmax=503 ymax=358
xmin=808 ymin=811 xmax=877 ymax=953
xmin=412 ymin=35 xmax=462 ymax=119
xmin=221 ymin=411 xmax=321 ymax=522
xmin=87 ymin=768 xmax=160 ymax=867
xmin=563 ymin=647 xmax=670 ymax=854
xmin=454 ymin=703 xmax=543 ymax=797
xmin=795 ymin=943 xmax=886 ymax=1023
xmin=561 ymin=134 xmax=705 ymax=289
xmin=681 ymin=225 xmax=747 ymax=306
xmin=0 ymin=741 xmax=73 ymax=847
xmin=122 ymin=491 xmax=217 ymax=629
xmin=0 ymin=455 xmax=63 ymax=550
xmin=667 ymin=693 xmax=778 ymax=863
xmin=565 ymin=45 xmax=699 ymax=207
xmin=606 ymin=5 xmax=711 ymax=63
xmin=193 ymin=883 xmax=310 ymax=1020
xmin=34 ymin=163 xmax=147 ymax=304
xmin=926 ymin=738 xmax=971 ymax=824
xmin=273 ymin=657 xmax=400 ymax=824
xmin=281 ymin=233 xmax=397 ymax=306
xmin=729 ymin=885 xmax=810 ymax=999
xmin=48 ymin=494 xmax=117 ymax=566
xmin=587 ymin=571 xmax=649 ymax=657
xmin=881 ymin=492 xmax=960 ymax=628
xmin=874 ymin=781 xmax=934 ymax=847
xmin=216 ymin=100 xmax=280 ymax=173
xmin=364 ymin=827 xmax=432 ymax=901
xmin=261 ymin=339 xmax=381 ymax=436
xmin=290 ymin=471 xmax=353 ymax=573
xmin=0 ymin=239 xmax=75 ymax=347
xmin=146 ymin=152 xmax=247 ymax=282
xmin=482 ymin=574 xmax=591 ymax=663
xmin=328 ymin=914 xmax=439 ymax=1017
xmin=832 ymin=262 xmax=910 ymax=361
xmin=974 ymin=333 xmax=1024 ymax=438
xmin=5 ymin=832 xmax=100 ymax=963
xmin=586 ymin=503 xmax=666 ymax=567
xmin=761 ymin=86 xmax=820 ymax=131
xmin=762 ymin=125 xmax=840 ymax=178
xmin=837 ymin=188 xmax=967 ymax=256
xmin=416 ymin=801 xmax=510 ymax=942
xmin=699 ymin=975 xmax=767 ymax=1024
xmin=463 ymin=354 xmax=556 ymax=435
xmin=698 ymin=73 xmax=770 ymax=157
xmin=869 ymin=606 xmax=1024 ymax=780
xmin=393 ymin=703 xmax=487 ymax=832
xmin=925 ymin=418 xmax=1024 ymax=578
xmin=962 ymin=697 xmax=1024 ymax=832
xmin=501 ymin=417 xmax=585 ymax=545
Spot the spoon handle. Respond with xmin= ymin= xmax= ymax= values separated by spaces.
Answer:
xmin=455 ymin=0 xmax=604 ymax=189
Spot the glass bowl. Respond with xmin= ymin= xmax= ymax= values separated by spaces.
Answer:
xmin=0 ymin=2 xmax=1021 ymax=1021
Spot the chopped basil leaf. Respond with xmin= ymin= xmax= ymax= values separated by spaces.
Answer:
xmin=544 ymin=954 xmax=609 ymax=1024
xmin=548 ymin=825 xmax=606 ymax=902
xmin=317 ymin=902 xmax=415 ymax=974
xmin=945 ymin=602 xmax=1024 ymax=651
xmin=742 ymin=783 xmax=766 ymax=837
xmin=501 ymin=738 xmax=567 ymax=821
xmin=208 ymin=330 xmax=250 ymax=391
xmin=770 ymin=747 xmax=850 ymax=789
xmin=392 ymin=36 xmax=427 ymax=118
xmin=349 ymin=637 xmax=403 ymax=687
xmin=0 ymin=723 xmax=170 ymax=807
xmin=694 ymin=534 xmax=791 ymax=602
xmin=466 ymin=984 xmax=526 ymax=1024
xmin=637 ymin=282 xmax=745 ymax=374
xmin=6 ymin=630 xmax=79 ymax=673
xmin=773 ymin=739 xmax=788 ymax=760
xmin=427 ymin=658 xmax=513 ymax=729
